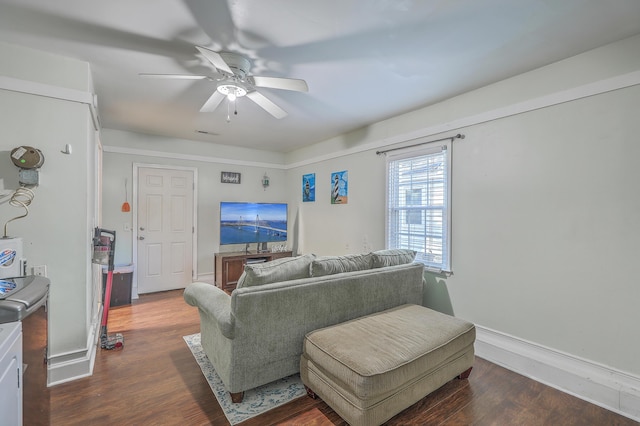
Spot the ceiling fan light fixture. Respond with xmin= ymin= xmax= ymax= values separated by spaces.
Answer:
xmin=217 ymin=83 xmax=247 ymax=101
xmin=146 ymin=47 xmax=307 ymax=119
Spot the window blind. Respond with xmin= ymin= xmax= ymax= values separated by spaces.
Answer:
xmin=386 ymin=144 xmax=451 ymax=272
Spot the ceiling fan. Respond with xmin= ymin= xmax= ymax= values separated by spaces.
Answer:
xmin=140 ymin=46 xmax=308 ymax=119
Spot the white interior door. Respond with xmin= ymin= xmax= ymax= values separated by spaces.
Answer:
xmin=136 ymin=166 xmax=194 ymax=294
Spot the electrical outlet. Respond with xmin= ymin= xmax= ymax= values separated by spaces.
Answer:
xmin=32 ymin=265 xmax=47 ymax=277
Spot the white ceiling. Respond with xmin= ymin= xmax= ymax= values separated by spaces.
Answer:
xmin=1 ymin=0 xmax=640 ymax=153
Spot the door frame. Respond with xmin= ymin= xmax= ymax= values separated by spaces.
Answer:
xmin=132 ymin=163 xmax=198 ymax=298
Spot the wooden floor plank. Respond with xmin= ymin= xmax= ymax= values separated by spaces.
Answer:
xmin=22 ymin=289 xmax=638 ymax=425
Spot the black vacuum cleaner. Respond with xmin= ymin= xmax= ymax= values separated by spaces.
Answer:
xmin=93 ymin=228 xmax=124 ymax=350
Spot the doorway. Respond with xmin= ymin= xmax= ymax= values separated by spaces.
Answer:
xmin=133 ymin=164 xmax=197 ymax=294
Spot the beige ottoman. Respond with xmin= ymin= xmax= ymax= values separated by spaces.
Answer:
xmin=300 ymin=304 xmax=475 ymax=426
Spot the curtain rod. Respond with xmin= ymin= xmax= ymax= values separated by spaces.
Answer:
xmin=376 ymin=133 xmax=465 ymax=155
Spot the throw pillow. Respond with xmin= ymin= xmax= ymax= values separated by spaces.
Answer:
xmin=310 ymin=253 xmax=373 ymax=277
xmin=371 ymin=249 xmax=417 ymax=268
xmin=238 ymin=253 xmax=315 ymax=288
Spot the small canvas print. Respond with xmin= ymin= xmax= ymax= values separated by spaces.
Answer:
xmin=331 ymin=170 xmax=348 ymax=204
xmin=302 ymin=173 xmax=315 ymax=202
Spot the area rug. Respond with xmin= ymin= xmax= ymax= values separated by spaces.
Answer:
xmin=183 ymin=333 xmax=306 ymax=425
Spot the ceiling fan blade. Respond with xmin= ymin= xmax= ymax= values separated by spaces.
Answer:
xmin=196 ymin=46 xmax=233 ymax=75
xmin=251 ymin=76 xmax=308 ymax=92
xmin=139 ymin=73 xmax=207 ymax=80
xmin=186 ymin=0 xmax=237 ymax=47
xmin=200 ymin=91 xmax=225 ymax=112
xmin=246 ymin=91 xmax=288 ymax=119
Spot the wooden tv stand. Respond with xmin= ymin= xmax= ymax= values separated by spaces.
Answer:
xmin=214 ymin=251 xmax=293 ymax=292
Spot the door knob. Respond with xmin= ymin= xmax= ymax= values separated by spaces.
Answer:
xmin=140 ymin=227 xmax=145 ymax=231
xmin=139 ymin=236 xmax=145 ymax=240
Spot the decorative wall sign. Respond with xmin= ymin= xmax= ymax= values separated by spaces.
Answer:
xmin=302 ymin=173 xmax=315 ymax=202
xmin=331 ymin=170 xmax=348 ymax=204
xmin=221 ymin=171 xmax=241 ymax=184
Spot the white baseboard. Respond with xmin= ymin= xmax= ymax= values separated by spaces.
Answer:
xmin=47 ymin=311 xmax=101 ymax=386
xmin=475 ymin=326 xmax=640 ymax=422
xmin=195 ymin=273 xmax=214 ymax=285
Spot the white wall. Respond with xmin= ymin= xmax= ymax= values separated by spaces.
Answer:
xmin=0 ymin=42 xmax=99 ymax=384
xmin=286 ymin=34 xmax=640 ymax=381
xmin=100 ymin=129 xmax=290 ymax=280
xmin=286 ymin=150 xmax=386 ymax=256
xmin=289 ymin=37 xmax=640 ymax=374
xmin=280 ymin=35 xmax=640 ymax=418
xmin=446 ymin=87 xmax=640 ymax=372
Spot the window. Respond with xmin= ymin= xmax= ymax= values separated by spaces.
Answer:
xmin=386 ymin=142 xmax=451 ymax=272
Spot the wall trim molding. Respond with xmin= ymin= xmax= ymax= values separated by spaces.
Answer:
xmin=47 ymin=315 xmax=100 ymax=386
xmin=0 ymin=74 xmax=91 ymax=104
xmin=0 ymin=75 xmax=100 ymax=130
xmin=285 ymin=69 xmax=640 ymax=169
xmin=98 ymin=70 xmax=640 ymax=170
xmin=475 ymin=325 xmax=640 ymax=422
xmin=103 ymin=145 xmax=288 ymax=170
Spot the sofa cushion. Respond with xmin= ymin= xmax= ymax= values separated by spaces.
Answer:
xmin=237 ymin=253 xmax=315 ymax=288
xmin=371 ymin=249 xmax=417 ymax=268
xmin=311 ymin=253 xmax=373 ymax=277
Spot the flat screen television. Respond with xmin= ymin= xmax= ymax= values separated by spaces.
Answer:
xmin=220 ymin=202 xmax=288 ymax=245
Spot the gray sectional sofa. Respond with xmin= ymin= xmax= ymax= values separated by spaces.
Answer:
xmin=183 ymin=249 xmax=425 ymax=401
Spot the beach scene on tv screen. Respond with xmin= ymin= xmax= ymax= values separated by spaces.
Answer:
xmin=220 ymin=202 xmax=288 ymax=245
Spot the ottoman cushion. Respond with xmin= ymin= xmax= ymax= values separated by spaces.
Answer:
xmin=301 ymin=304 xmax=475 ymax=425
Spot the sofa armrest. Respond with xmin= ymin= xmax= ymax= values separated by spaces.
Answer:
xmin=183 ymin=282 xmax=235 ymax=338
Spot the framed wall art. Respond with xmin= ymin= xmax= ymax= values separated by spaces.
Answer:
xmin=331 ymin=170 xmax=348 ymax=204
xmin=221 ymin=171 xmax=241 ymax=184
xmin=302 ymin=173 xmax=315 ymax=202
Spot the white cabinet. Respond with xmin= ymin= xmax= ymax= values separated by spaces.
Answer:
xmin=0 ymin=321 xmax=22 ymax=426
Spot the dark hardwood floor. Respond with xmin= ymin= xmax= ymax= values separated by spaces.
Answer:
xmin=22 ymin=289 xmax=637 ymax=425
